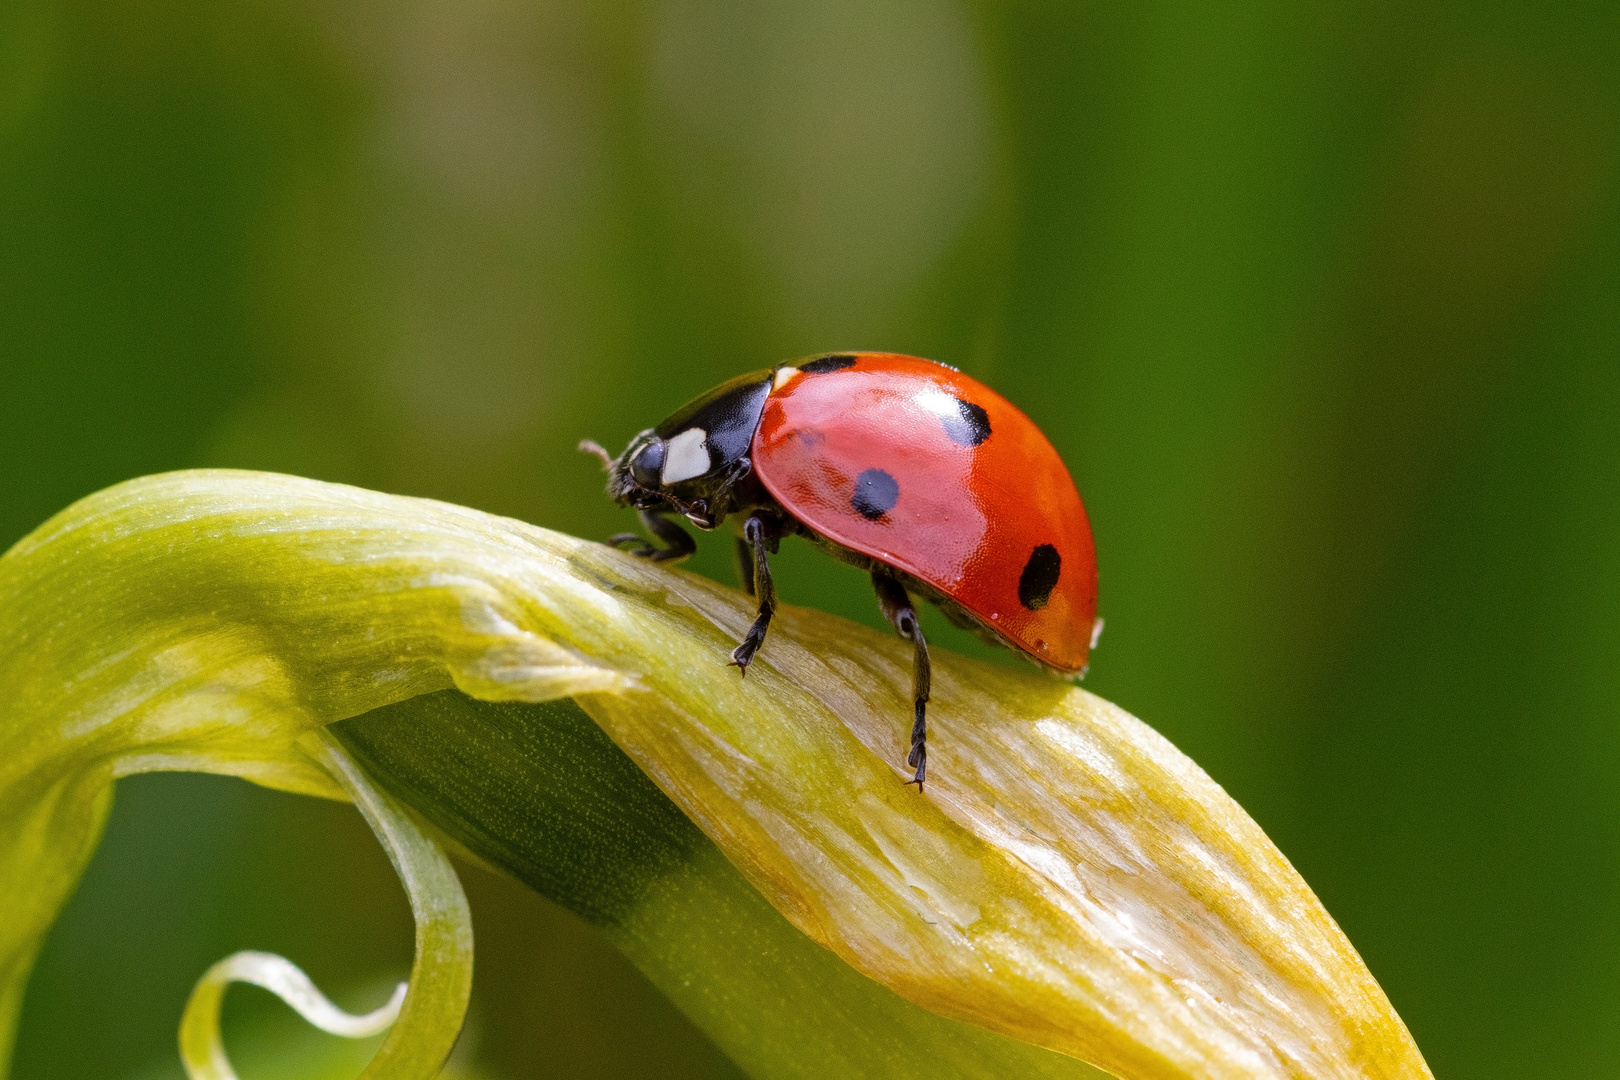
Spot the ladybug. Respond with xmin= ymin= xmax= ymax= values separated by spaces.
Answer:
xmin=581 ymin=352 xmax=1099 ymax=790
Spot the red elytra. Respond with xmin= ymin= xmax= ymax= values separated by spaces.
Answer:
xmin=752 ymin=354 xmax=1097 ymax=674
xmin=584 ymin=351 xmax=1099 ymax=789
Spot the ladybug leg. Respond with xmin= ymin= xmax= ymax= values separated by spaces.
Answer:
xmin=728 ymin=513 xmax=776 ymax=676
xmin=609 ymin=509 xmax=695 ymax=563
xmin=734 ymin=535 xmax=757 ymax=597
xmin=871 ymin=572 xmax=931 ymax=791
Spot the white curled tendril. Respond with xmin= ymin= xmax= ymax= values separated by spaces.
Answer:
xmin=179 ymin=953 xmax=405 ymax=1079
xmin=178 ymin=730 xmax=474 ymax=1080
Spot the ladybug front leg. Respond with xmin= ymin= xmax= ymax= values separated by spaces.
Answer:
xmin=871 ymin=572 xmax=931 ymax=791
xmin=728 ymin=514 xmax=776 ymax=675
xmin=608 ymin=509 xmax=696 ymax=563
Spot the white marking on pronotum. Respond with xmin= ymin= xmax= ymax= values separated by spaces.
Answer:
xmin=773 ymin=366 xmax=801 ymax=391
xmin=661 ymin=427 xmax=711 ymax=484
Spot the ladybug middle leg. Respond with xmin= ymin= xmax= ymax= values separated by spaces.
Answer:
xmin=728 ymin=513 xmax=778 ymax=676
xmin=871 ymin=571 xmax=931 ymax=791
xmin=608 ymin=509 xmax=696 ymax=563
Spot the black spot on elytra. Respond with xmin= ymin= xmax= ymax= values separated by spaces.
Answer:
xmin=851 ymin=468 xmax=899 ymax=520
xmin=800 ymin=353 xmax=857 ymax=374
xmin=1018 ymin=544 xmax=1062 ymax=610
xmin=940 ymin=398 xmax=991 ymax=447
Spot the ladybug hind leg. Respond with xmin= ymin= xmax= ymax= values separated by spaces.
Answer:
xmin=728 ymin=513 xmax=776 ymax=676
xmin=871 ymin=572 xmax=931 ymax=791
xmin=734 ymin=534 xmax=756 ymax=597
xmin=608 ymin=509 xmax=697 ymax=563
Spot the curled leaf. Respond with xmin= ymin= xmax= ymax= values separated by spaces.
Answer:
xmin=0 ymin=470 xmax=1430 ymax=1080
xmin=176 ymin=726 xmax=472 ymax=1080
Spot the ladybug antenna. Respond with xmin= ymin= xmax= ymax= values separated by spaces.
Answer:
xmin=578 ymin=439 xmax=615 ymax=470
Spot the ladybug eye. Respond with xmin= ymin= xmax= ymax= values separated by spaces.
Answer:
xmin=629 ymin=438 xmax=666 ymax=487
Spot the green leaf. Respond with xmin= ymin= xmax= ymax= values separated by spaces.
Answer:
xmin=0 ymin=470 xmax=1432 ymax=1080
xmin=334 ymin=690 xmax=1107 ymax=1078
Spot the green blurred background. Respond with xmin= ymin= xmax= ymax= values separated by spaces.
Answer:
xmin=3 ymin=0 xmax=1618 ymax=1076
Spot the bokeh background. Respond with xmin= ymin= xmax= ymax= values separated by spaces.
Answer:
xmin=3 ymin=0 xmax=1618 ymax=1076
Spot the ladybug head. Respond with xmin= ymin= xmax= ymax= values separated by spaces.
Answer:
xmin=583 ymin=370 xmax=777 ymax=530
xmin=583 ymin=423 xmax=763 ymax=532
xmin=585 ymin=429 xmax=669 ymax=510
xmin=589 ymin=428 xmax=715 ymax=523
